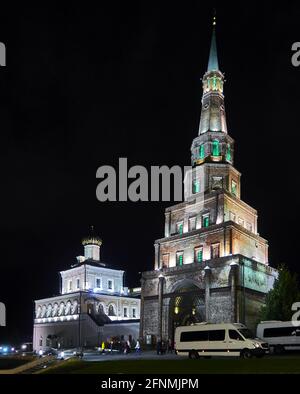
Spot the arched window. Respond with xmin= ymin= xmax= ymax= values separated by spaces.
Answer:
xmin=212 ymin=140 xmax=220 ymax=156
xmin=46 ymin=304 xmax=52 ymax=317
xmin=36 ymin=306 xmax=42 ymax=318
xmin=226 ymin=143 xmax=231 ymax=161
xmin=41 ymin=305 xmax=47 ymax=318
xmin=199 ymin=144 xmax=205 ymax=159
xmin=97 ymin=303 xmax=105 ymax=314
xmin=65 ymin=301 xmax=71 ymax=315
xmin=52 ymin=303 xmax=58 ymax=317
xmin=212 ymin=76 xmax=217 ymax=90
xmin=71 ymin=300 xmax=78 ymax=315
xmin=108 ymin=304 xmax=116 ymax=317
xmin=58 ymin=302 xmax=65 ymax=316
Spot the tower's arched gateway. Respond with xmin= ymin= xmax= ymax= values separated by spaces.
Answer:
xmin=140 ymin=17 xmax=277 ymax=344
xmin=168 ymin=280 xmax=205 ymax=340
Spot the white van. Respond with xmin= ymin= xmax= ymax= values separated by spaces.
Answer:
xmin=256 ymin=321 xmax=300 ymax=354
xmin=175 ymin=322 xmax=269 ymax=359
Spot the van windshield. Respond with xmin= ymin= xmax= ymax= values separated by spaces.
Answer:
xmin=238 ymin=329 xmax=255 ymax=339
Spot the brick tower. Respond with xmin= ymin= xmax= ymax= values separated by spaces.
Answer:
xmin=140 ymin=16 xmax=277 ymax=343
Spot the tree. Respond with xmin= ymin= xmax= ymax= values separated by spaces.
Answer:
xmin=260 ymin=265 xmax=300 ymax=321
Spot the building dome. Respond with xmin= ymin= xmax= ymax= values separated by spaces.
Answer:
xmin=82 ymin=235 xmax=102 ymax=247
xmin=82 ymin=226 xmax=102 ymax=247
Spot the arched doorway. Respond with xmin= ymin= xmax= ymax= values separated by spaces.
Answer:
xmin=168 ymin=281 xmax=205 ymax=342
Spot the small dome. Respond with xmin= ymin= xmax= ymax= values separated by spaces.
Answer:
xmin=82 ymin=226 xmax=102 ymax=246
xmin=82 ymin=236 xmax=102 ymax=247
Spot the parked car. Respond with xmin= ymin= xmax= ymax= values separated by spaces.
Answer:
xmin=20 ymin=342 xmax=33 ymax=353
xmin=175 ymin=322 xmax=269 ymax=359
xmin=256 ymin=321 xmax=300 ymax=354
xmin=44 ymin=348 xmax=58 ymax=356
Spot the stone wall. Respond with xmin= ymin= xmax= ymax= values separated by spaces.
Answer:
xmin=209 ymin=290 xmax=232 ymax=323
xmin=141 ymin=255 xmax=277 ymax=342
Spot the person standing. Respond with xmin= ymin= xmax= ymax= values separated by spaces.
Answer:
xmin=135 ymin=340 xmax=141 ymax=354
xmin=156 ymin=340 xmax=161 ymax=355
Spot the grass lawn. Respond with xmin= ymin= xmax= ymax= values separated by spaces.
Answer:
xmin=42 ymin=357 xmax=300 ymax=374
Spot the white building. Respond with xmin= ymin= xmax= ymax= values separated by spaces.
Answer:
xmin=33 ymin=232 xmax=140 ymax=351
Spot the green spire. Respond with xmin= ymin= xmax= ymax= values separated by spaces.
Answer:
xmin=207 ymin=14 xmax=219 ymax=72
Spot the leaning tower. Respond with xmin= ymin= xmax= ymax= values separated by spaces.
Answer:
xmin=140 ymin=17 xmax=277 ymax=343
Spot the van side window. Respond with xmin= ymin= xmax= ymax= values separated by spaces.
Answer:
xmin=180 ymin=331 xmax=209 ymax=342
xmin=229 ymin=330 xmax=244 ymax=340
xmin=208 ymin=330 xmax=225 ymax=341
xmin=263 ymin=327 xmax=297 ymax=337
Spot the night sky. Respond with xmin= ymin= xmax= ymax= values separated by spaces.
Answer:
xmin=0 ymin=2 xmax=300 ymax=344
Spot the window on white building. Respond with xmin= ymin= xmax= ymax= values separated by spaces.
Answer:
xmin=68 ymin=280 xmax=72 ymax=292
xmin=162 ymin=254 xmax=169 ymax=268
xmin=76 ymin=278 xmax=80 ymax=289
xmin=211 ymin=243 xmax=220 ymax=259
xmin=194 ymin=246 xmax=203 ymax=263
xmin=108 ymin=304 xmax=116 ymax=316
xmin=124 ymin=307 xmax=128 ymax=317
xmin=132 ymin=308 xmax=136 ymax=318
xmin=176 ymin=221 xmax=183 ymax=235
xmin=176 ymin=251 xmax=184 ymax=266
xmin=108 ymin=280 xmax=113 ymax=291
xmin=202 ymin=213 xmax=210 ymax=228
xmin=96 ymin=278 xmax=101 ymax=288
xmin=188 ymin=217 xmax=196 ymax=231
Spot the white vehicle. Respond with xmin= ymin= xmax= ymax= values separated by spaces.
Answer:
xmin=256 ymin=321 xmax=300 ymax=354
xmin=175 ymin=322 xmax=269 ymax=359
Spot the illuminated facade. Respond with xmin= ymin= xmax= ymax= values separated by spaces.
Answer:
xmin=33 ymin=233 xmax=140 ymax=351
xmin=140 ymin=21 xmax=277 ymax=342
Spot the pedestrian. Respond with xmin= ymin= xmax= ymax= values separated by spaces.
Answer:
xmin=124 ymin=342 xmax=130 ymax=355
xmin=101 ymin=341 xmax=105 ymax=354
xmin=156 ymin=340 xmax=161 ymax=355
xmin=167 ymin=338 xmax=173 ymax=353
xmin=135 ymin=340 xmax=141 ymax=354
xmin=161 ymin=340 xmax=166 ymax=355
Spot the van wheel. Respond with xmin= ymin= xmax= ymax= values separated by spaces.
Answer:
xmin=189 ymin=350 xmax=199 ymax=359
xmin=240 ymin=349 xmax=252 ymax=359
xmin=274 ymin=345 xmax=284 ymax=355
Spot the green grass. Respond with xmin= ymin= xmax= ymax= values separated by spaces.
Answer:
xmin=42 ymin=357 xmax=300 ymax=374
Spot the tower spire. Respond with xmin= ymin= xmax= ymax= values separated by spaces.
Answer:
xmin=191 ymin=11 xmax=230 ymax=162
xmin=207 ymin=11 xmax=219 ymax=72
